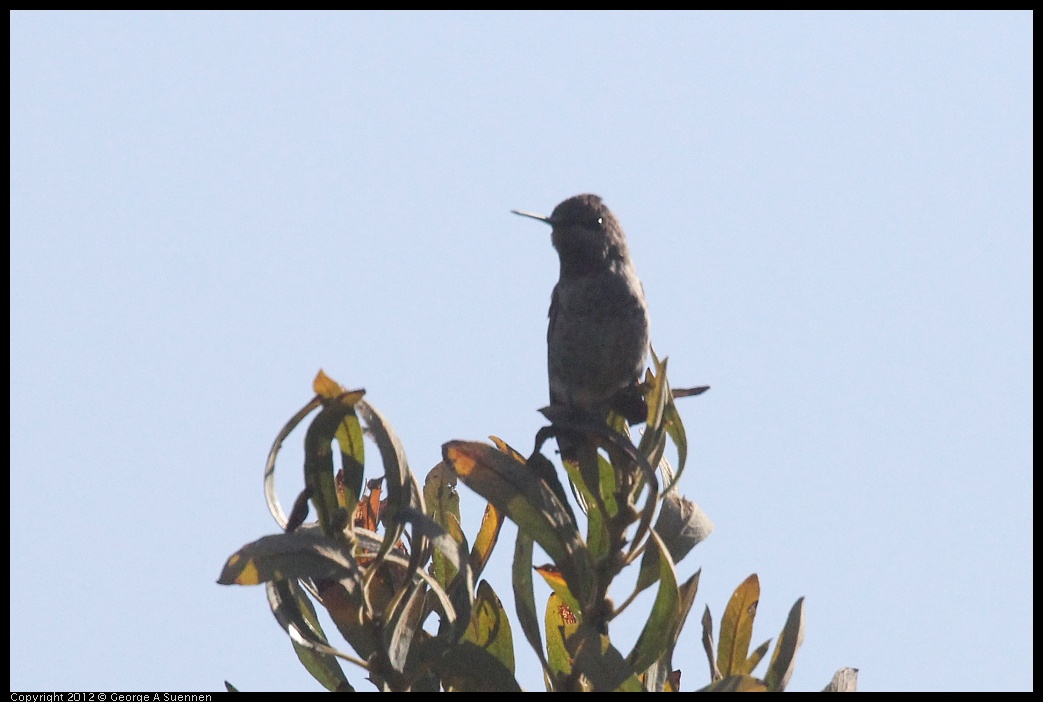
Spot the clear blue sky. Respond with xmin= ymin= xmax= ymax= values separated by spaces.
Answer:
xmin=11 ymin=11 xmax=1031 ymax=692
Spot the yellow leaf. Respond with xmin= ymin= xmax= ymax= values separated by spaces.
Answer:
xmin=312 ymin=369 xmax=344 ymax=398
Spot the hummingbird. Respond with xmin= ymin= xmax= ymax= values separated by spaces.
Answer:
xmin=512 ymin=194 xmax=650 ymax=460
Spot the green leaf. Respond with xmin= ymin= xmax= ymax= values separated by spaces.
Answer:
xmin=312 ymin=369 xmax=367 ymax=509
xmin=442 ymin=512 xmax=466 ymax=582
xmin=334 ymin=409 xmax=366 ymax=509
xmin=625 ymin=529 xmax=679 ymax=676
xmin=525 ymin=441 xmax=577 ymax=524
xmin=700 ymin=674 xmax=769 ymax=692
xmin=718 ymin=574 xmax=759 ymax=677
xmin=261 ymin=576 xmax=371 ymax=682
xmin=511 ymin=531 xmax=553 ymax=687
xmin=264 ymin=395 xmax=322 ymax=530
xmin=424 ymin=461 xmax=463 ymax=588
xmin=745 ymin=638 xmax=772 ymax=676
xmin=701 ymin=605 xmax=722 ymax=681
xmin=661 ymin=569 xmax=701 ymax=686
xmin=384 ymin=580 xmax=427 ymax=675
xmin=648 ymin=350 xmax=693 ymax=491
xmin=644 ymin=352 xmax=670 ymax=431
xmin=545 ymin=592 xmax=580 ymax=684
xmin=314 ymin=526 xmax=419 ymax=663
xmin=465 ymin=581 xmax=516 ymax=674
xmin=393 ymin=507 xmax=471 ymax=647
xmin=217 ymin=526 xmax=360 ymax=586
xmin=439 ymin=641 xmax=521 ymax=692
xmin=538 ymin=407 xmax=661 ymax=569
xmin=266 ymin=579 xmax=354 ymax=691
xmin=424 ymin=461 xmax=461 ymax=526
xmin=765 ymin=596 xmax=805 ymax=691
xmin=443 ymin=440 xmax=594 ymax=607
xmin=559 ymin=453 xmax=613 ymax=561
xmin=357 ymin=399 xmax=421 ymax=590
xmin=357 ymin=398 xmax=414 ymax=512
xmin=567 ymin=622 xmax=643 ymax=692
xmin=534 ymin=565 xmax=582 ymax=620
xmin=637 ymin=354 xmax=671 ymax=479
xmin=304 ymin=395 xmax=361 ymax=538
xmin=378 ymin=509 xmax=471 ymax=683
xmin=313 ymin=578 xmax=380 ymax=665
xmin=660 ymin=397 xmax=688 ymax=493
xmin=637 ymin=567 xmax=699 ymax=692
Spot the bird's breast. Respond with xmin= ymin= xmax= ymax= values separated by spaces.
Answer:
xmin=547 ymin=268 xmax=650 ymax=410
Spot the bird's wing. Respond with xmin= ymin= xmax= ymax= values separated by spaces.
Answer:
xmin=547 ymin=284 xmax=563 ymax=407
xmin=547 ymin=284 xmax=559 ymax=343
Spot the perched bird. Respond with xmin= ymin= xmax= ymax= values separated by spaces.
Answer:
xmin=512 ymin=194 xmax=650 ymax=459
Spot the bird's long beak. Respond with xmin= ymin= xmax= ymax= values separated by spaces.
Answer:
xmin=511 ymin=209 xmax=552 ymax=224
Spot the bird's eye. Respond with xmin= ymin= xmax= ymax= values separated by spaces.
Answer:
xmin=596 ymin=217 xmax=603 ymax=225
